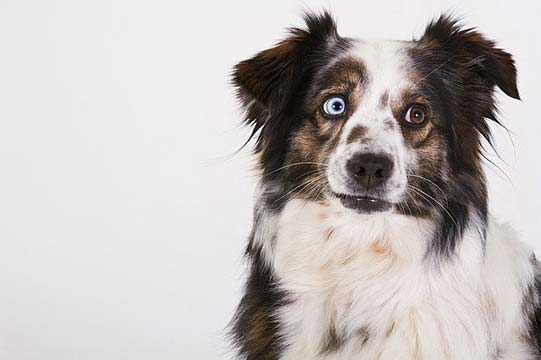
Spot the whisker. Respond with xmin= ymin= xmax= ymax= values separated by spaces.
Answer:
xmin=411 ymin=56 xmax=456 ymax=88
xmin=408 ymin=184 xmax=458 ymax=227
xmin=273 ymin=174 xmax=326 ymax=204
xmin=294 ymin=168 xmax=325 ymax=181
xmin=407 ymin=174 xmax=447 ymax=198
xmin=265 ymin=162 xmax=328 ymax=176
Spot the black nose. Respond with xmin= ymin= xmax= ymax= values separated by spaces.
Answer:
xmin=346 ymin=153 xmax=394 ymax=190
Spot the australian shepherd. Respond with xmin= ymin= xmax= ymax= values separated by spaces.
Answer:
xmin=229 ymin=11 xmax=540 ymax=359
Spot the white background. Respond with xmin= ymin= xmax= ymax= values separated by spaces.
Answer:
xmin=0 ymin=0 xmax=539 ymax=359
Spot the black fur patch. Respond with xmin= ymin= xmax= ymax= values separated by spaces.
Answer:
xmin=402 ymin=15 xmax=519 ymax=258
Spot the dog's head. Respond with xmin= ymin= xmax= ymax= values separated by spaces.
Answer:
xmin=234 ymin=12 xmax=519 ymax=255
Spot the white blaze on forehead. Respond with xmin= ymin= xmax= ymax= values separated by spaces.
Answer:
xmin=342 ymin=40 xmax=413 ymax=138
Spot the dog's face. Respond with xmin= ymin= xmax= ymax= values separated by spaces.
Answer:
xmin=305 ymin=41 xmax=432 ymax=213
xmin=234 ymin=12 xmax=518 ymax=250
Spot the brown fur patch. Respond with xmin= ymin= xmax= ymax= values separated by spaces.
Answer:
xmin=234 ymin=33 xmax=308 ymax=108
xmin=346 ymin=125 xmax=368 ymax=144
xmin=246 ymin=309 xmax=274 ymax=353
xmin=315 ymin=57 xmax=365 ymax=97
xmin=368 ymin=240 xmax=392 ymax=257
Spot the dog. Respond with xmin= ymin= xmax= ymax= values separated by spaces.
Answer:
xmin=229 ymin=11 xmax=540 ymax=359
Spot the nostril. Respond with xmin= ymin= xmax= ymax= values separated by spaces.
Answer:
xmin=374 ymin=169 xmax=384 ymax=178
xmin=358 ymin=166 xmax=366 ymax=177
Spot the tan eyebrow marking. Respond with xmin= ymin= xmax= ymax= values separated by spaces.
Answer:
xmin=317 ymin=57 xmax=366 ymax=92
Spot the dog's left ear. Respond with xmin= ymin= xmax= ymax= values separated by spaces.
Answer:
xmin=420 ymin=15 xmax=520 ymax=100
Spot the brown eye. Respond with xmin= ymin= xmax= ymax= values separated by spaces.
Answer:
xmin=404 ymin=104 xmax=428 ymax=126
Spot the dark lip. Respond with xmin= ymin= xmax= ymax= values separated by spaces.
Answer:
xmin=334 ymin=193 xmax=392 ymax=213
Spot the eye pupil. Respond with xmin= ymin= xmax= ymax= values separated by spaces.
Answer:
xmin=332 ymin=102 xmax=343 ymax=111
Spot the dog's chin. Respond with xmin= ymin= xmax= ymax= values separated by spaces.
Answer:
xmin=334 ymin=193 xmax=393 ymax=214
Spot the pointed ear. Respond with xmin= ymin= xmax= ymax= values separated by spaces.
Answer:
xmin=420 ymin=15 xmax=520 ymax=100
xmin=232 ymin=11 xmax=340 ymax=112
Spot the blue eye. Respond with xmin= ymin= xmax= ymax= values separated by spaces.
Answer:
xmin=323 ymin=96 xmax=346 ymax=117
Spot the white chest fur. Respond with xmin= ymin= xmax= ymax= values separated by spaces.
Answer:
xmin=265 ymin=199 xmax=535 ymax=359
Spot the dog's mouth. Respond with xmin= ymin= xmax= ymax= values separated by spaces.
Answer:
xmin=334 ymin=193 xmax=392 ymax=213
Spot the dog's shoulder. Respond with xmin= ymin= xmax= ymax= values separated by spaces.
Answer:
xmin=483 ymin=221 xmax=540 ymax=357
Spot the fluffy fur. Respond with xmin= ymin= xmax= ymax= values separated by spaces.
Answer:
xmin=230 ymin=11 xmax=540 ymax=359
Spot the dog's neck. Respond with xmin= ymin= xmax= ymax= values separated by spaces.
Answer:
xmin=250 ymin=192 xmax=485 ymax=269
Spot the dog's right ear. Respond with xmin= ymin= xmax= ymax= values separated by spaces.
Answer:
xmin=420 ymin=15 xmax=520 ymax=100
xmin=232 ymin=11 xmax=342 ymax=150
